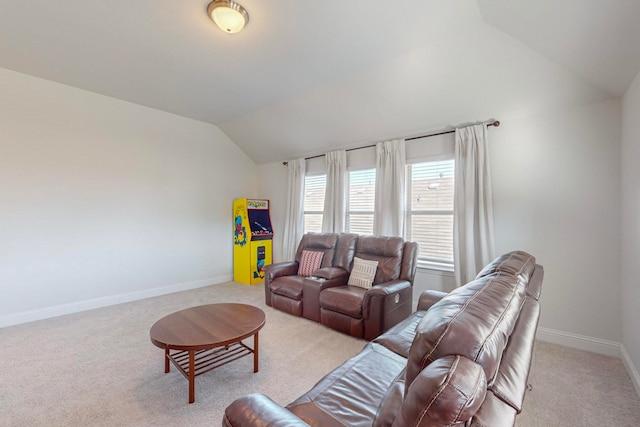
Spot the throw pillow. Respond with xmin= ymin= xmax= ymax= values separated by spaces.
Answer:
xmin=348 ymin=257 xmax=378 ymax=289
xmin=298 ymin=250 xmax=324 ymax=277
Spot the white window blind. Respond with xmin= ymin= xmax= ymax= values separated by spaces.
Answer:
xmin=303 ymin=174 xmax=326 ymax=233
xmin=347 ymin=168 xmax=375 ymax=235
xmin=405 ymin=160 xmax=455 ymax=269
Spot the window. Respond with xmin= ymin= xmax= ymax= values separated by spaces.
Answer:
xmin=303 ymin=174 xmax=326 ymax=233
xmin=346 ymin=168 xmax=376 ymax=234
xmin=405 ymin=159 xmax=455 ymax=269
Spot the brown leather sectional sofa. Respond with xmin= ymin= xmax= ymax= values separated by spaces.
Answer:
xmin=265 ymin=232 xmax=418 ymax=340
xmin=224 ymin=250 xmax=544 ymax=426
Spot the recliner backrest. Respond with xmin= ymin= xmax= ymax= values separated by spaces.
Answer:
xmin=475 ymin=250 xmax=542 ymax=300
xmin=399 ymin=241 xmax=418 ymax=284
xmin=331 ymin=233 xmax=358 ymax=271
xmin=353 ymin=235 xmax=404 ymax=284
xmin=294 ymin=233 xmax=339 ymax=268
xmin=404 ymin=271 xmax=527 ymax=395
xmin=475 ymin=250 xmax=536 ymax=282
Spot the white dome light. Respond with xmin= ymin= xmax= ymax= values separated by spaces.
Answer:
xmin=207 ymin=1 xmax=249 ymax=34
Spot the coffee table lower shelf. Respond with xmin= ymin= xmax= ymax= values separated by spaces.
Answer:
xmin=164 ymin=337 xmax=259 ymax=403
xmin=168 ymin=342 xmax=254 ymax=377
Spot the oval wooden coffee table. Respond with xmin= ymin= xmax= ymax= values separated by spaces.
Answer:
xmin=150 ymin=303 xmax=265 ymax=403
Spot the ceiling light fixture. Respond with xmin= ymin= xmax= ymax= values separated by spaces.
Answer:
xmin=207 ymin=0 xmax=249 ymax=34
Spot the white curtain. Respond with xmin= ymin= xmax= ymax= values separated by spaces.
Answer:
xmin=282 ymin=159 xmax=306 ymax=261
xmin=322 ymin=150 xmax=347 ymax=233
xmin=374 ymin=139 xmax=406 ymax=237
xmin=453 ymin=124 xmax=495 ymax=285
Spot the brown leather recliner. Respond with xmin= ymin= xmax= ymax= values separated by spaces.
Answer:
xmin=318 ymin=235 xmax=418 ymax=340
xmin=264 ymin=232 xmax=352 ymax=317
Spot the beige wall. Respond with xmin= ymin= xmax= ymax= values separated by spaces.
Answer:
xmin=621 ymin=71 xmax=640 ymax=393
xmin=0 ymin=68 xmax=257 ymax=325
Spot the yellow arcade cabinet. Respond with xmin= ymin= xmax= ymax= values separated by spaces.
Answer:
xmin=233 ymin=198 xmax=273 ymax=284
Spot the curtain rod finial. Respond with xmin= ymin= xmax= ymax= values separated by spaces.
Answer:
xmin=282 ymin=161 xmax=289 ymax=166
xmin=491 ymin=120 xmax=500 ymax=127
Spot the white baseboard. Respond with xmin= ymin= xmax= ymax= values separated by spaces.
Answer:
xmin=0 ymin=274 xmax=232 ymax=328
xmin=620 ymin=345 xmax=640 ymax=398
xmin=537 ymin=326 xmax=640 ymax=399
xmin=536 ymin=326 xmax=622 ymax=357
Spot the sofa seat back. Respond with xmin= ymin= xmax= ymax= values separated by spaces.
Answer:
xmin=294 ymin=232 xmax=340 ymax=268
xmin=489 ymin=297 xmax=540 ymax=412
xmin=475 ymin=250 xmax=536 ymax=280
xmin=353 ymin=235 xmax=404 ymax=284
xmin=406 ymin=272 xmax=527 ymax=391
xmin=330 ymin=233 xmax=359 ymax=271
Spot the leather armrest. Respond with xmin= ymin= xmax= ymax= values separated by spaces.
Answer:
xmin=362 ymin=280 xmax=413 ymax=340
xmin=366 ymin=279 xmax=411 ymax=296
xmin=223 ymin=393 xmax=310 ymax=427
xmin=264 ymin=261 xmax=299 ymax=282
xmin=313 ymin=266 xmax=349 ymax=281
xmin=417 ymin=290 xmax=448 ymax=311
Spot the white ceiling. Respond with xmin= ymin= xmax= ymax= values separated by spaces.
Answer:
xmin=1 ymin=0 xmax=638 ymax=164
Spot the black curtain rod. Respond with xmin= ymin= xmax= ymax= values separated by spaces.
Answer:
xmin=282 ymin=120 xmax=500 ymax=165
xmin=406 ymin=120 xmax=500 ymax=140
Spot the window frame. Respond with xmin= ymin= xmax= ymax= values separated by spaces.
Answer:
xmin=404 ymin=154 xmax=455 ymax=271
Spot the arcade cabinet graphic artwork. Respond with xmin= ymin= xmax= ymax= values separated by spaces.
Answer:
xmin=233 ymin=198 xmax=273 ymax=285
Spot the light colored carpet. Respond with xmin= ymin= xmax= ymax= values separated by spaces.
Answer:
xmin=0 ymin=282 xmax=638 ymax=426
xmin=517 ymin=340 xmax=640 ymax=426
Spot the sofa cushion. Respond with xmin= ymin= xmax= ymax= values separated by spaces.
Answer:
xmin=287 ymin=342 xmax=406 ymax=427
xmin=373 ymin=310 xmax=425 ymax=358
xmin=405 ymin=272 xmax=527 ymax=394
xmin=298 ymin=250 xmax=324 ymax=277
xmin=270 ymin=276 xmax=305 ymax=300
xmin=348 ymin=257 xmax=378 ymax=289
xmin=319 ymin=285 xmax=366 ymax=318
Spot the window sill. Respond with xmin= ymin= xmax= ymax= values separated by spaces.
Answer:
xmin=416 ymin=263 xmax=454 ymax=275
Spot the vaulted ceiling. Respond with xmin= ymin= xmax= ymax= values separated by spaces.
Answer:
xmin=1 ymin=0 xmax=639 ymax=164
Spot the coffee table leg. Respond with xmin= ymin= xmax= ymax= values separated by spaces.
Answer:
xmin=253 ymin=332 xmax=259 ymax=373
xmin=164 ymin=348 xmax=170 ymax=373
xmin=189 ymin=350 xmax=195 ymax=404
